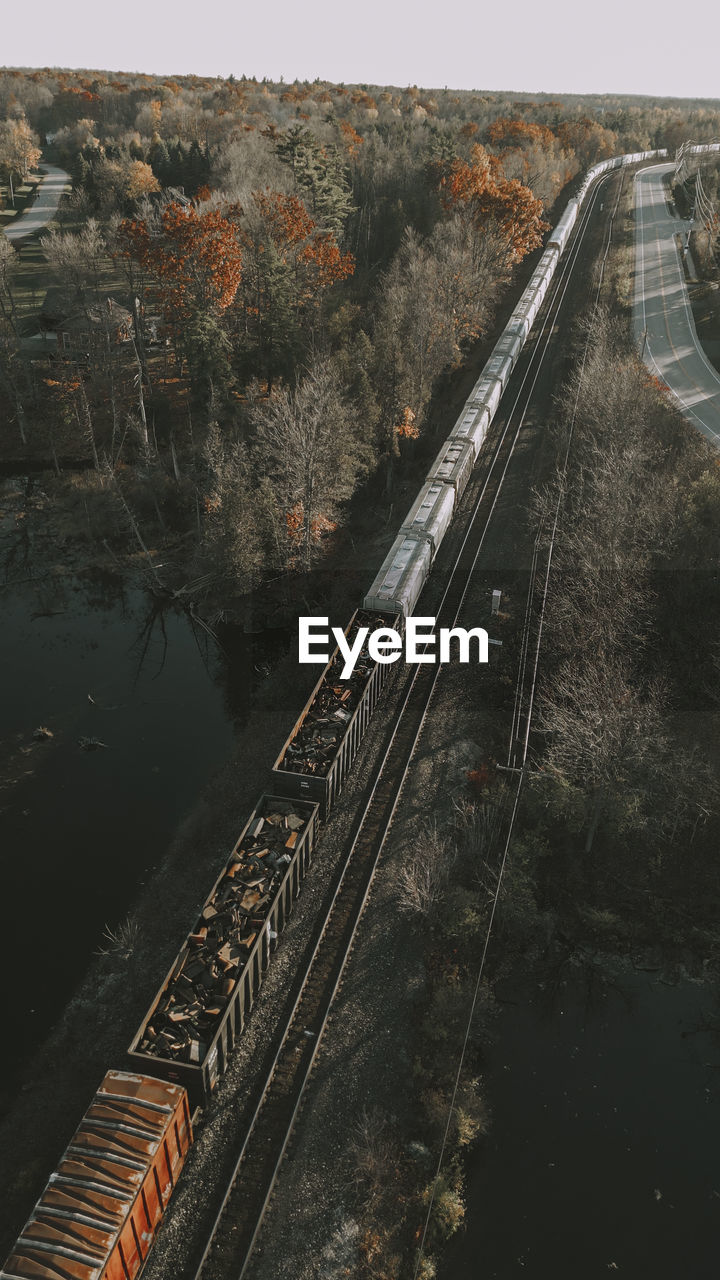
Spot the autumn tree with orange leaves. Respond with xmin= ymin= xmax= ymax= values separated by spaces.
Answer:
xmin=485 ymin=118 xmax=574 ymax=205
xmin=116 ymin=199 xmax=243 ymax=408
xmin=237 ymin=189 xmax=354 ymax=390
xmin=438 ymin=144 xmax=549 ymax=263
xmin=487 ymin=117 xmax=557 ymax=151
xmin=117 ymin=200 xmax=243 ymax=325
xmin=556 ymin=118 xmax=618 ymax=169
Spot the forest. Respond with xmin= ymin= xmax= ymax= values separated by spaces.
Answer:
xmin=2 ymin=67 xmax=720 ymax=618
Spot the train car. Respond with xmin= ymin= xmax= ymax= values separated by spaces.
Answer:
xmin=481 ymin=350 xmax=515 ymax=392
xmin=399 ymin=479 xmax=456 ymax=556
xmin=526 ymin=248 xmax=558 ymax=300
xmin=490 ymin=329 xmax=524 ymax=370
xmin=428 ymin=438 xmax=476 ymax=499
xmin=548 ymin=200 xmax=578 ymax=253
xmin=128 ymin=795 xmax=318 ymax=1106
xmin=535 ymin=245 xmax=560 ymax=278
xmin=363 ymin=532 xmax=432 ymax=619
xmin=270 ymin=610 xmax=402 ymax=816
xmin=449 ymin=397 xmax=491 ymax=459
xmin=505 ymin=287 xmax=544 ymax=342
xmin=469 ymin=370 xmax=503 ymax=423
xmin=0 ymin=1071 xmax=192 ymax=1280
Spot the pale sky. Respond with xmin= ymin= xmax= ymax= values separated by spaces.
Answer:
xmin=3 ymin=0 xmax=719 ymax=100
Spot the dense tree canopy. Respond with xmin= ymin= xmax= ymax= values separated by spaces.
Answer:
xmin=438 ymin=144 xmax=550 ymax=262
xmin=3 ymin=63 xmax=720 ymax=598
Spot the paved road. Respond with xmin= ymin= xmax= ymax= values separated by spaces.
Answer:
xmin=2 ymin=163 xmax=71 ymax=242
xmin=633 ymin=163 xmax=720 ymax=447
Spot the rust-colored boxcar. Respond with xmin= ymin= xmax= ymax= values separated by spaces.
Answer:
xmin=127 ymin=794 xmax=318 ymax=1107
xmin=0 ymin=1070 xmax=191 ymax=1280
xmin=270 ymin=610 xmax=401 ymax=817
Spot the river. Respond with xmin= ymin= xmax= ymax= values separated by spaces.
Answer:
xmin=440 ymin=962 xmax=720 ymax=1279
xmin=0 ymin=527 xmax=289 ymax=1103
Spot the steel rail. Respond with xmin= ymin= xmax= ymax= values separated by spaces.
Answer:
xmin=503 ymin=170 xmax=617 ymax=764
xmin=412 ymin=163 xmax=631 ymax=1279
xmin=506 ymin=165 xmax=626 ymax=770
xmin=191 ymin=164 xmax=616 ymax=1280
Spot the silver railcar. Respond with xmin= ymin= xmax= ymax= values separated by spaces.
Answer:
xmin=363 ymin=533 xmax=433 ymax=617
xmin=450 ymin=399 xmax=491 ymax=459
xmin=548 ymin=200 xmax=578 ymax=252
xmin=428 ymin=438 xmax=476 ymax=498
xmin=399 ymin=479 xmax=456 ymax=557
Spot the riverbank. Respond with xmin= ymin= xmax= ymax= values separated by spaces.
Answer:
xmin=0 ymin=617 xmax=308 ymax=1254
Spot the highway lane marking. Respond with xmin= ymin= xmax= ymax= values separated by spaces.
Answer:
xmin=634 ymin=167 xmax=720 ymax=444
xmin=635 ymin=172 xmax=719 ymax=441
xmin=641 ymin=166 xmax=720 ymax=389
xmin=650 ymin=179 xmax=720 ymax=440
xmin=647 ymin=164 xmax=720 ymax=391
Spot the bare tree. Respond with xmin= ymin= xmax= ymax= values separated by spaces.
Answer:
xmin=0 ymin=237 xmax=30 ymax=444
xmin=251 ymin=359 xmax=365 ymax=570
xmin=395 ymin=824 xmax=456 ymax=918
xmin=373 ymin=218 xmax=506 ymax=472
xmin=538 ymin=655 xmax=666 ymax=853
xmin=41 ymin=220 xmax=107 ymax=308
xmin=195 ymin=423 xmax=264 ymax=594
xmin=346 ymin=1108 xmax=400 ymax=1210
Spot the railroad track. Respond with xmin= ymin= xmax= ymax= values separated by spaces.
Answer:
xmin=192 ymin=168 xmax=617 ymax=1280
xmin=506 ymin=164 xmax=627 ymax=773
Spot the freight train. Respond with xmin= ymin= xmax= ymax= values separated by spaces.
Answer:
xmin=361 ymin=149 xmax=668 ymax=618
xmin=4 ymin=143 xmax=691 ymax=1280
xmin=0 ymin=1072 xmax=192 ymax=1280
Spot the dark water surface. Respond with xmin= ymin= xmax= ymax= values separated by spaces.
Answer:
xmin=440 ymin=967 xmax=720 ymax=1279
xmin=0 ymin=566 xmax=287 ymax=1099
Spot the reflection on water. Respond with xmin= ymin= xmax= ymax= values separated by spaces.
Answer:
xmin=0 ymin=559 xmax=287 ymax=1101
xmin=439 ymin=965 xmax=720 ymax=1279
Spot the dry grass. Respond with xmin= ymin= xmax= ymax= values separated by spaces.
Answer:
xmin=96 ymin=917 xmax=141 ymax=960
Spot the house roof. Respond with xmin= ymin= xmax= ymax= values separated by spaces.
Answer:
xmin=41 ymin=289 xmax=133 ymax=332
xmin=60 ymin=297 xmax=133 ymax=334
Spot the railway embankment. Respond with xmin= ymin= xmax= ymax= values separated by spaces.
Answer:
xmin=210 ymin=170 xmax=720 ymax=1280
xmin=202 ymin=170 xmax=622 ymax=1280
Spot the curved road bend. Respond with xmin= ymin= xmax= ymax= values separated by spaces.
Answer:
xmin=2 ymin=163 xmax=71 ymax=242
xmin=633 ymin=163 xmax=720 ymax=447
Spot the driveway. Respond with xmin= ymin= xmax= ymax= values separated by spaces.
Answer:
xmin=3 ymin=163 xmax=71 ymax=242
